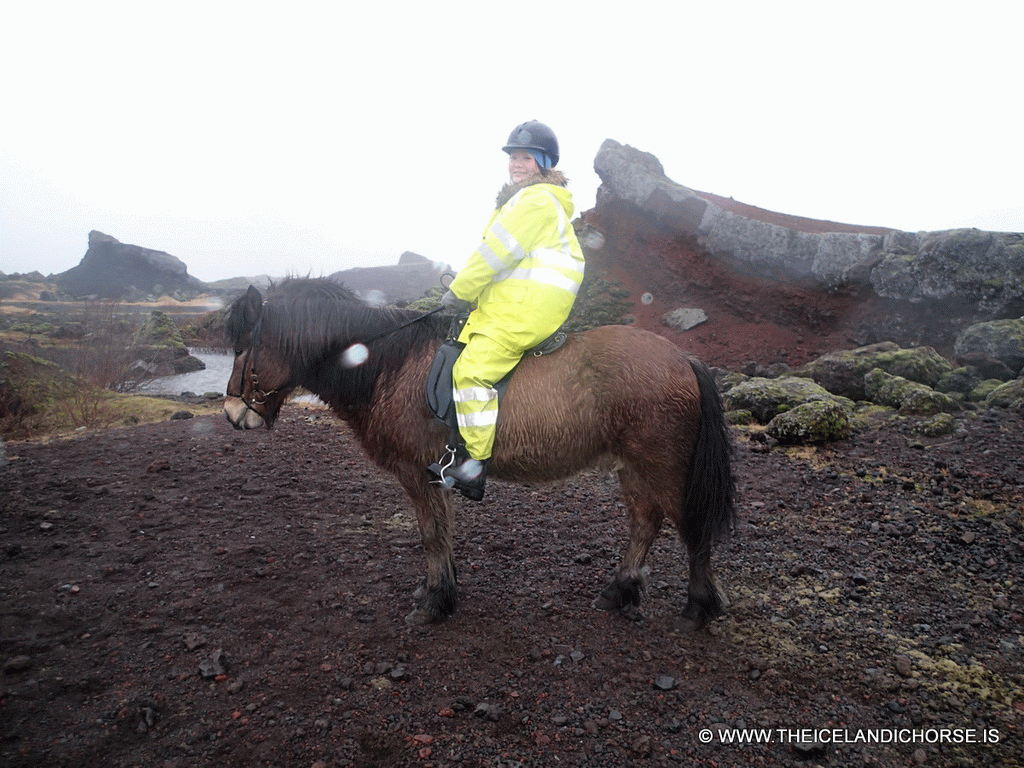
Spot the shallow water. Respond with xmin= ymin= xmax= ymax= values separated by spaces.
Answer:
xmin=137 ymin=350 xmax=233 ymax=396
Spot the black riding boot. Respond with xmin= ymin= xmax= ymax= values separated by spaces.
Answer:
xmin=427 ymin=445 xmax=489 ymax=502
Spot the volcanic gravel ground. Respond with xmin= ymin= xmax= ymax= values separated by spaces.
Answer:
xmin=1 ymin=407 xmax=1022 ymax=767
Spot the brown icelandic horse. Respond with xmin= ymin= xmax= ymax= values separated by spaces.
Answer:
xmin=223 ymin=277 xmax=735 ymax=630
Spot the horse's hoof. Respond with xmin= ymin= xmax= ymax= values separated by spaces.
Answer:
xmin=404 ymin=607 xmax=441 ymax=626
xmin=619 ymin=603 xmax=643 ymax=622
xmin=593 ymin=594 xmax=617 ymax=612
xmin=671 ymin=614 xmax=709 ymax=633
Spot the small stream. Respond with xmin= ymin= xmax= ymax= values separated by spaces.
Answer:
xmin=138 ymin=350 xmax=234 ymax=396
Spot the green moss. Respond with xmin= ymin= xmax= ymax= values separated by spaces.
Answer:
xmin=725 ymin=409 xmax=754 ymax=425
xmin=766 ymin=400 xmax=852 ymax=444
xmin=913 ymin=412 xmax=958 ymax=437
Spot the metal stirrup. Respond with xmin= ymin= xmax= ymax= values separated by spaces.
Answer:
xmin=428 ymin=445 xmax=458 ymax=487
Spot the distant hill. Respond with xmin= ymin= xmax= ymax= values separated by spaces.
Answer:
xmin=50 ymin=232 xmax=450 ymax=304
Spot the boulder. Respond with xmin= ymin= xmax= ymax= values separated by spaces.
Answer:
xmin=662 ymin=307 xmax=708 ymax=331
xmin=130 ymin=311 xmax=205 ymax=379
xmin=863 ymin=369 xmax=962 ymax=415
xmin=953 ymin=318 xmax=1024 ymax=378
xmin=58 ymin=231 xmax=208 ymax=300
xmin=765 ymin=400 xmax=852 ymax=445
xmin=970 ymin=379 xmax=1006 ymax=403
xmin=934 ymin=367 xmax=981 ymax=396
xmin=797 ymin=342 xmax=954 ymax=401
xmin=984 ymin=379 xmax=1024 ymax=409
xmin=723 ymin=375 xmax=854 ymax=424
xmin=913 ymin=412 xmax=959 ymax=437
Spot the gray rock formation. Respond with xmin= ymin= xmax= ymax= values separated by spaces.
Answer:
xmin=872 ymin=229 xmax=1024 ymax=316
xmin=58 ymin=231 xmax=207 ymax=300
xmin=329 ymin=251 xmax=452 ymax=304
xmin=593 ymin=139 xmax=1024 ymax=315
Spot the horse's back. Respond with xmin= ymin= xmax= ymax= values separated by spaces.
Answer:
xmin=493 ymin=324 xmax=703 ymax=480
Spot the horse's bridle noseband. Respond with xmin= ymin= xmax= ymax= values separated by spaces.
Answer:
xmin=226 ymin=314 xmax=280 ymax=413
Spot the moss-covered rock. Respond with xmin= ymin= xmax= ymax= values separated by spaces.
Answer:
xmin=563 ymin=275 xmax=633 ymax=332
xmin=984 ymin=378 xmax=1024 ymax=409
xmin=849 ymin=403 xmax=900 ymax=431
xmin=935 ymin=367 xmax=981 ymax=395
xmin=863 ymin=368 xmax=962 ymax=415
xmin=798 ymin=342 xmax=954 ymax=401
xmin=723 ymin=375 xmax=854 ymax=424
xmin=715 ymin=370 xmax=749 ymax=394
xmin=970 ymin=378 xmax=1006 ymax=403
xmin=725 ymin=409 xmax=755 ymax=426
xmin=134 ymin=311 xmax=205 ymax=376
xmin=765 ymin=400 xmax=852 ymax=444
xmin=913 ymin=412 xmax=959 ymax=437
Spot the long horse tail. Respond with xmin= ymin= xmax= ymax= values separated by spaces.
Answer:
xmin=682 ymin=358 xmax=736 ymax=558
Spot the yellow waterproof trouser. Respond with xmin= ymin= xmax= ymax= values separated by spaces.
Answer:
xmin=451 ymin=333 xmax=523 ymax=461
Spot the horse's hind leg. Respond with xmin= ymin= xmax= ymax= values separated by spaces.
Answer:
xmin=395 ymin=472 xmax=458 ymax=625
xmin=594 ymin=465 xmax=668 ymax=621
xmin=675 ymin=541 xmax=729 ymax=632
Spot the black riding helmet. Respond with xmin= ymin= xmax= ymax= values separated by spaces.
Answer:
xmin=502 ymin=120 xmax=559 ymax=168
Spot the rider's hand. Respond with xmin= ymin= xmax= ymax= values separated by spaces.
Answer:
xmin=441 ymin=290 xmax=473 ymax=313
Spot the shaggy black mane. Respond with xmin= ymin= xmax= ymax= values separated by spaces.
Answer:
xmin=227 ymin=277 xmax=448 ymax=411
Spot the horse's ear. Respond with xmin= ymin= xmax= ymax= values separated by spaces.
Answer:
xmin=242 ymin=285 xmax=263 ymax=325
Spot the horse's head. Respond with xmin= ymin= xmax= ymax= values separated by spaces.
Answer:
xmin=223 ymin=285 xmax=295 ymax=430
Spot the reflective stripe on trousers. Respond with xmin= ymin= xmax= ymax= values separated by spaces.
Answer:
xmin=451 ymin=333 xmax=524 ymax=461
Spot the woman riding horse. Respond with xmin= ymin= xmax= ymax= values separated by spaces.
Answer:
xmin=427 ymin=120 xmax=586 ymax=501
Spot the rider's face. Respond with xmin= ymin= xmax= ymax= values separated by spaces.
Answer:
xmin=508 ymin=150 xmax=539 ymax=183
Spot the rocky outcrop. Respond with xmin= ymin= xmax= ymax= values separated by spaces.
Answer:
xmin=329 ymin=252 xmax=451 ymax=304
xmin=593 ymin=140 xmax=894 ymax=290
xmin=58 ymin=231 xmax=207 ymax=300
xmin=592 ymin=139 xmax=1024 ymax=330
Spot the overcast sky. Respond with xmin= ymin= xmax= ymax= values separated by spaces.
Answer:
xmin=2 ymin=1 xmax=1021 ymax=283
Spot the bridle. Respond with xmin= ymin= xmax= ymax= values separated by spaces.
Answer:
xmin=226 ymin=314 xmax=280 ymax=413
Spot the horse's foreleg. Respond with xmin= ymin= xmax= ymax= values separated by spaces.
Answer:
xmin=396 ymin=474 xmax=458 ymax=625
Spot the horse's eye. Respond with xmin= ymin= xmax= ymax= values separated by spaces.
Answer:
xmin=233 ymin=348 xmax=244 ymax=357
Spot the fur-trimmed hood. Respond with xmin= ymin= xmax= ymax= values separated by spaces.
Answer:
xmin=495 ymin=169 xmax=570 ymax=208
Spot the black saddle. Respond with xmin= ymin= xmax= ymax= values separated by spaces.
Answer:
xmin=426 ymin=314 xmax=568 ymax=435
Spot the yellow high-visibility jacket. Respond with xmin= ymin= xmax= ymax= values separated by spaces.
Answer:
xmin=449 ymin=171 xmax=586 ymax=351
